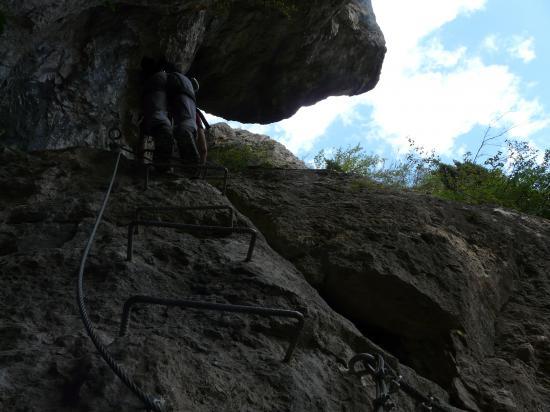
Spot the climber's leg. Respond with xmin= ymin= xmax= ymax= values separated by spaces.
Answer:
xmin=174 ymin=126 xmax=199 ymax=165
xmin=150 ymin=116 xmax=173 ymax=170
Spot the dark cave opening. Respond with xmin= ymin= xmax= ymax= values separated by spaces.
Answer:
xmin=321 ymin=293 xmax=458 ymax=395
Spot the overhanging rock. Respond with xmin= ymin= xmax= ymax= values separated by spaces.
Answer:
xmin=189 ymin=0 xmax=386 ymax=123
xmin=0 ymin=0 xmax=385 ymax=150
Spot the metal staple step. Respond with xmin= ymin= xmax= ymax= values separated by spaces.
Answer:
xmin=119 ymin=295 xmax=305 ymax=363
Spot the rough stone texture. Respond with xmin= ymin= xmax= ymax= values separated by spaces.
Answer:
xmin=0 ymin=0 xmax=385 ymax=150
xmin=207 ymin=122 xmax=307 ymax=169
xmin=0 ymin=146 xmax=458 ymax=412
xmin=190 ymin=0 xmax=386 ymax=123
xmin=0 ymin=0 xmax=208 ymax=150
xmin=226 ymin=169 xmax=550 ymax=412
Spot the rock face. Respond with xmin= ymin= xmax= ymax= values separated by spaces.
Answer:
xmin=190 ymin=0 xmax=386 ymax=123
xmin=227 ymin=169 xmax=550 ymax=412
xmin=207 ymin=122 xmax=307 ymax=169
xmin=0 ymin=146 xmax=458 ymax=412
xmin=0 ymin=0 xmax=385 ymax=150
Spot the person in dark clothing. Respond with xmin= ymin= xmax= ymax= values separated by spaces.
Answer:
xmin=165 ymin=64 xmax=200 ymax=165
xmin=140 ymin=57 xmax=173 ymax=166
xmin=141 ymin=56 xmax=202 ymax=168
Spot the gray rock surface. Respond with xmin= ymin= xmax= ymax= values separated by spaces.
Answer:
xmin=207 ymin=122 xmax=307 ymax=169
xmin=190 ymin=0 xmax=386 ymax=123
xmin=0 ymin=146 xmax=458 ymax=411
xmin=226 ymin=169 xmax=550 ymax=411
xmin=0 ymin=0 xmax=385 ymax=150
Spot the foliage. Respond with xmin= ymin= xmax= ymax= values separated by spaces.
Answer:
xmin=418 ymin=161 xmax=507 ymax=204
xmin=314 ymin=144 xmax=382 ymax=175
xmin=348 ymin=177 xmax=381 ymax=192
xmin=209 ymin=143 xmax=273 ymax=171
xmin=314 ymin=139 xmax=550 ymax=219
xmin=420 ymin=141 xmax=550 ymax=218
xmin=314 ymin=141 xmax=440 ymax=188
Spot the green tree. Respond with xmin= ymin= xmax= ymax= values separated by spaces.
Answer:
xmin=313 ymin=140 xmax=440 ymax=188
xmin=314 ymin=137 xmax=549 ymax=219
xmin=419 ymin=139 xmax=549 ymax=218
xmin=314 ymin=144 xmax=382 ymax=175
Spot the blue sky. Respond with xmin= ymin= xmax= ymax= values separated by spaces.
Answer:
xmin=206 ymin=0 xmax=550 ymax=165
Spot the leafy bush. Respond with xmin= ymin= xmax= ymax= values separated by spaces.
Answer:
xmin=314 ymin=144 xmax=382 ymax=175
xmin=314 ymin=141 xmax=439 ymax=188
xmin=418 ymin=161 xmax=508 ymax=204
xmin=421 ymin=141 xmax=550 ymax=218
xmin=314 ymin=139 xmax=550 ymax=219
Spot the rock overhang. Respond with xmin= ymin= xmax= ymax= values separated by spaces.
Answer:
xmin=189 ymin=0 xmax=386 ymax=123
xmin=0 ymin=0 xmax=385 ymax=149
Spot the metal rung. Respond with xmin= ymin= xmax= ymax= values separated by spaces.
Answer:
xmin=144 ymin=162 xmax=229 ymax=194
xmin=119 ymin=295 xmax=305 ymax=363
xmin=133 ymin=205 xmax=235 ymax=234
xmin=127 ymin=220 xmax=257 ymax=262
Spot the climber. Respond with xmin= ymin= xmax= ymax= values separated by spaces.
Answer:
xmin=141 ymin=56 xmax=207 ymax=169
xmin=140 ymin=56 xmax=173 ymax=168
xmin=162 ymin=59 xmax=201 ymax=165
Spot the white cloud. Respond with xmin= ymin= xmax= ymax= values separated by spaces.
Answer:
xmin=507 ymin=35 xmax=536 ymax=63
xmin=204 ymin=113 xmax=272 ymax=135
xmin=421 ymin=39 xmax=467 ymax=69
xmin=504 ymin=99 xmax=549 ymax=137
xmin=204 ymin=112 xmax=227 ymax=125
xmin=275 ymin=96 xmax=359 ymax=153
xmin=374 ymin=0 xmax=486 ymax=52
xmin=481 ymin=34 xmax=499 ymax=52
xmin=481 ymin=34 xmax=536 ymax=64
xmin=232 ymin=0 xmax=548 ymax=158
xmin=366 ymin=57 xmax=549 ymax=154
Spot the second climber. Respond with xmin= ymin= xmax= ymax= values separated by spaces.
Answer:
xmin=165 ymin=59 xmax=201 ymax=165
xmin=141 ymin=56 xmax=205 ymax=168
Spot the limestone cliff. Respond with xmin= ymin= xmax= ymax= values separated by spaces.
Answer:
xmin=0 ymin=0 xmax=385 ymax=150
xmin=206 ymin=122 xmax=307 ymax=169
xmin=0 ymin=146 xmax=456 ymax=412
xmin=1 ymin=123 xmax=549 ymax=411
xmin=2 ymin=1 xmax=549 ymax=410
xmin=222 ymin=139 xmax=550 ymax=412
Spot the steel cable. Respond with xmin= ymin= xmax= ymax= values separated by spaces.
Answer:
xmin=76 ymin=151 xmax=165 ymax=412
xmin=348 ymin=353 xmax=452 ymax=412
